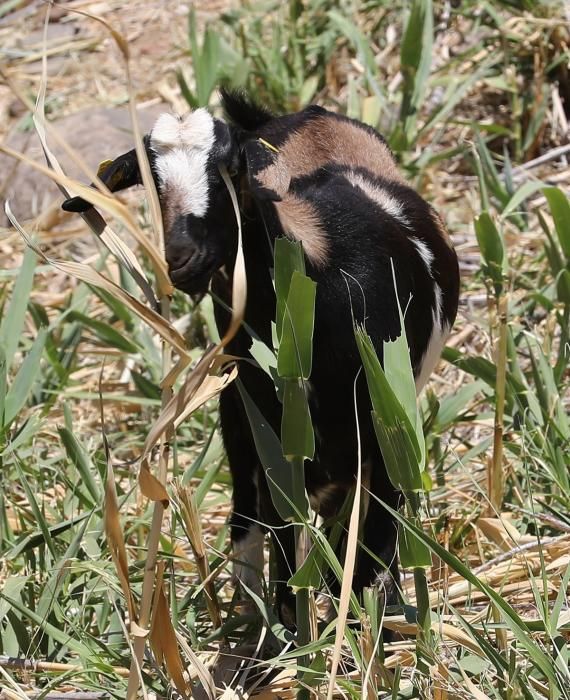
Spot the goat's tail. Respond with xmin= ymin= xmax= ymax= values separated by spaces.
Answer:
xmin=219 ymin=88 xmax=274 ymax=131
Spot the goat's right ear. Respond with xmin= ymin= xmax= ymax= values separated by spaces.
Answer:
xmin=61 ymin=147 xmax=142 ymax=213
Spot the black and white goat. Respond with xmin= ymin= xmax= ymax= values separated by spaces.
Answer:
xmin=63 ymin=91 xmax=460 ymax=623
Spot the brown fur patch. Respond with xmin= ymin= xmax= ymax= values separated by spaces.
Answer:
xmin=160 ymin=185 xmax=187 ymax=232
xmin=257 ymin=115 xmax=404 ymax=197
xmin=274 ymin=194 xmax=329 ymax=266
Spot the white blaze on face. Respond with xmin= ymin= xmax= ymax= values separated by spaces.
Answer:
xmin=150 ymin=109 xmax=216 ymax=218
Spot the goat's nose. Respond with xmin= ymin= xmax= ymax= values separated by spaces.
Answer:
xmin=165 ymin=218 xmax=193 ymax=268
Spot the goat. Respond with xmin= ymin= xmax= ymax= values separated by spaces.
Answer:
xmin=63 ymin=90 xmax=460 ymax=625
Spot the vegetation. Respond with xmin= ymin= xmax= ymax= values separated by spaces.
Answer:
xmin=0 ymin=0 xmax=569 ymax=698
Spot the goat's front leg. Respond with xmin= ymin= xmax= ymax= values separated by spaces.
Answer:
xmin=220 ymin=386 xmax=265 ymax=596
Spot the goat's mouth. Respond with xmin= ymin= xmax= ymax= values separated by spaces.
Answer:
xmin=168 ymin=255 xmax=220 ymax=299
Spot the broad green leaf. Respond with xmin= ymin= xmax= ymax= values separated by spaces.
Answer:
xmin=4 ymin=327 xmax=47 ymax=425
xmin=288 ymin=541 xmax=326 ymax=589
xmin=249 ymin=337 xmax=277 ymax=379
xmin=237 ymin=380 xmax=296 ymax=521
xmin=274 ymin=237 xmax=305 ymax=340
xmin=502 ymin=180 xmax=545 ymax=219
xmin=443 ymin=347 xmax=497 ymax=386
xmin=0 ymin=246 xmax=36 ymax=368
xmin=556 ymin=269 xmax=570 ymax=305
xmin=277 ymin=271 xmax=316 ymax=379
xmin=384 ymin=327 xmax=417 ymax=431
xmin=355 ymin=327 xmax=423 ymax=488
xmin=544 ymin=187 xmax=570 ymax=259
xmin=58 ymin=427 xmax=101 ymax=506
xmin=475 ymin=212 xmax=504 ymax=294
xmin=372 ymin=414 xmax=423 ymax=491
xmin=398 ymin=518 xmax=431 ymax=568
xmin=435 ymin=379 xmax=488 ymax=428
xmin=197 ymin=27 xmax=221 ymax=106
xmin=131 ymin=370 xmax=161 ymax=400
xmin=281 ymin=378 xmax=314 ymax=460
xmin=304 ymin=651 xmax=326 ymax=688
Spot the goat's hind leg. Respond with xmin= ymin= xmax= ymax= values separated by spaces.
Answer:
xmin=354 ymin=461 xmax=401 ymax=619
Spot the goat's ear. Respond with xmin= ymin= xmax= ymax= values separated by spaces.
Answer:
xmin=210 ymin=120 xmax=240 ymax=174
xmin=61 ymin=146 xmax=142 ymax=213
xmin=242 ymin=138 xmax=289 ymax=203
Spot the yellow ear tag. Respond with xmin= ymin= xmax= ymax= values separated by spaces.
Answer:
xmin=97 ymin=159 xmax=113 ymax=177
xmin=258 ymin=137 xmax=279 ymax=153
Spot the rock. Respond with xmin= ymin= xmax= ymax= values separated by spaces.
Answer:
xmin=0 ymin=103 xmax=166 ymax=226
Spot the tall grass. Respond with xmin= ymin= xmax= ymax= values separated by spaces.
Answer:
xmin=1 ymin=0 xmax=569 ymax=698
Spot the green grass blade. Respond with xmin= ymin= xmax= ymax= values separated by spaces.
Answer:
xmin=237 ymin=379 xmax=297 ymax=521
xmin=543 ymin=187 xmax=570 ymax=259
xmin=66 ymin=310 xmax=139 ymax=353
xmin=14 ymin=456 xmax=56 ymax=559
xmin=4 ymin=327 xmax=47 ymax=426
xmin=58 ymin=427 xmax=101 ymax=507
xmin=0 ymin=246 xmax=36 ymax=368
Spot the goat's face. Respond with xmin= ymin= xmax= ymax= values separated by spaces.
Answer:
xmin=62 ymin=109 xmax=240 ymax=298
xmin=150 ymin=111 xmax=239 ymax=296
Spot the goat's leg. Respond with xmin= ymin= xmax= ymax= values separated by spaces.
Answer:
xmin=353 ymin=461 xmax=401 ymax=608
xmin=256 ymin=470 xmax=296 ymax=628
xmin=220 ymin=386 xmax=265 ymax=596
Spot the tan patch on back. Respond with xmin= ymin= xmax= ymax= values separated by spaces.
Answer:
xmin=274 ymin=194 xmax=328 ymax=266
xmin=257 ymin=115 xmax=404 ymax=197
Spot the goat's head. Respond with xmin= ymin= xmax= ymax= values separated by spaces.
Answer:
xmin=63 ymin=109 xmax=240 ymax=297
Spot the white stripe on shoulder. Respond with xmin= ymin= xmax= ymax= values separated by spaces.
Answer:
xmin=411 ymin=236 xmax=435 ymax=277
xmin=345 ymin=171 xmax=411 ymax=229
xmin=415 ymin=282 xmax=446 ymax=392
xmin=415 ymin=320 xmax=450 ymax=393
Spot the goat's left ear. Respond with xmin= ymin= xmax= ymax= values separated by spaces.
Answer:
xmin=61 ymin=144 xmax=145 ymax=213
